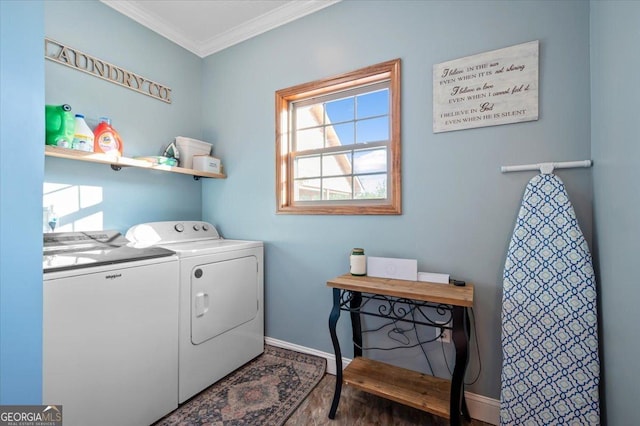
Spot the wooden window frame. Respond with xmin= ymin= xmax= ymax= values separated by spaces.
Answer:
xmin=275 ymin=59 xmax=401 ymax=215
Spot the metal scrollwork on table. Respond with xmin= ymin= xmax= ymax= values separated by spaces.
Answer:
xmin=338 ymin=289 xmax=454 ymax=330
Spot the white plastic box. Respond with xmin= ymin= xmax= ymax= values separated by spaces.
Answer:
xmin=175 ymin=136 xmax=212 ymax=169
xmin=192 ymin=155 xmax=221 ymax=174
xmin=366 ymin=256 xmax=418 ymax=281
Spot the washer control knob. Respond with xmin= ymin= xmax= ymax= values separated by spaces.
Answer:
xmin=194 ymin=268 xmax=203 ymax=278
xmin=193 ymin=224 xmax=201 ymax=231
xmin=202 ymin=224 xmax=209 ymax=231
xmin=174 ymin=223 xmax=184 ymax=232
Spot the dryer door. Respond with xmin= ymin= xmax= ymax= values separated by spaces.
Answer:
xmin=191 ymin=255 xmax=258 ymax=345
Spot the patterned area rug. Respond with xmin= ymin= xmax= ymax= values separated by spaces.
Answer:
xmin=155 ymin=345 xmax=326 ymax=426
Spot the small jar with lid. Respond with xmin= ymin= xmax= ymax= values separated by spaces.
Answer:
xmin=350 ymin=248 xmax=367 ymax=276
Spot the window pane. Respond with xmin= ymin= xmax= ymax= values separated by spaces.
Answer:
xmin=296 ymin=127 xmax=324 ymax=151
xmin=322 ymin=152 xmax=352 ymax=177
xmin=354 ymin=148 xmax=387 ymax=174
xmin=356 ymin=116 xmax=389 ymax=144
xmin=276 ymin=58 xmax=401 ymax=214
xmin=294 ymin=178 xmax=321 ymax=201
xmin=322 ymin=176 xmax=353 ymax=200
xmin=295 ymin=155 xmax=321 ymax=178
xmin=357 ymin=89 xmax=389 ymax=119
xmin=295 ymin=103 xmax=323 ymax=129
xmin=325 ymin=97 xmax=354 ymax=124
xmin=326 ymin=122 xmax=354 ymax=146
xmin=354 ymin=174 xmax=387 ymax=199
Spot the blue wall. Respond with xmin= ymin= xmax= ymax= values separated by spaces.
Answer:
xmin=0 ymin=0 xmax=45 ymax=403
xmin=590 ymin=1 xmax=640 ymax=424
xmin=44 ymin=1 xmax=205 ymax=232
xmin=201 ymin=0 xmax=592 ymax=399
xmin=3 ymin=1 xmax=639 ymax=422
xmin=1 ymin=0 xmax=206 ymax=404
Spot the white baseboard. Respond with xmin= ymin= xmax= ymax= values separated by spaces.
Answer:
xmin=265 ymin=336 xmax=351 ymax=375
xmin=465 ymin=392 xmax=500 ymax=425
xmin=264 ymin=336 xmax=499 ymax=425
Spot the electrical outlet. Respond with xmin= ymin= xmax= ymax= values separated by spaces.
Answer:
xmin=435 ymin=324 xmax=451 ymax=343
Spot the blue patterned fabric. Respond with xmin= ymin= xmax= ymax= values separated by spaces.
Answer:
xmin=500 ymin=174 xmax=600 ymax=425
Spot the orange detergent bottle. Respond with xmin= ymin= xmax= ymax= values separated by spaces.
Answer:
xmin=93 ymin=117 xmax=123 ymax=156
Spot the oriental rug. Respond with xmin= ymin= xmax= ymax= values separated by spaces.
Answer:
xmin=155 ymin=345 xmax=326 ymax=426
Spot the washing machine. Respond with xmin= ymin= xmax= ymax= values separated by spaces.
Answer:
xmin=43 ymin=230 xmax=179 ymax=426
xmin=126 ymin=221 xmax=264 ymax=403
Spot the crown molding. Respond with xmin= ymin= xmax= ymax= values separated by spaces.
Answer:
xmin=101 ymin=0 xmax=341 ymax=58
xmin=198 ymin=0 xmax=341 ymax=57
xmin=101 ymin=0 xmax=202 ymax=56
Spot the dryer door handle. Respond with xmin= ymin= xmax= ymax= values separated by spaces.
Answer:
xmin=195 ymin=292 xmax=209 ymax=317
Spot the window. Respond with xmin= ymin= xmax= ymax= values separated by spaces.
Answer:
xmin=276 ymin=59 xmax=401 ymax=214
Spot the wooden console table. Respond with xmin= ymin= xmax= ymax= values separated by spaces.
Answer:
xmin=327 ymin=273 xmax=474 ymax=425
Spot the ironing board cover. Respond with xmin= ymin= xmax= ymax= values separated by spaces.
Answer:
xmin=500 ymin=174 xmax=600 ymax=425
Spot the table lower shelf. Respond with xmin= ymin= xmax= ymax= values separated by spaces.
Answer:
xmin=343 ymin=357 xmax=451 ymax=419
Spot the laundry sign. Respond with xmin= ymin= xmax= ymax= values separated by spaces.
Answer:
xmin=433 ymin=40 xmax=538 ymax=133
xmin=45 ymin=38 xmax=172 ymax=104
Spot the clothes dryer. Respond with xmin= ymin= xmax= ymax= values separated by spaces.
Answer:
xmin=126 ymin=221 xmax=264 ymax=403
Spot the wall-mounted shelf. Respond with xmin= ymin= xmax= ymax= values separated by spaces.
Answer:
xmin=45 ymin=145 xmax=226 ymax=180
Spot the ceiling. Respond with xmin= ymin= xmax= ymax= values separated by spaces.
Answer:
xmin=101 ymin=0 xmax=341 ymax=58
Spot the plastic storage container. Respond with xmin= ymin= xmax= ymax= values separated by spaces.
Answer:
xmin=93 ymin=117 xmax=123 ymax=156
xmin=71 ymin=114 xmax=94 ymax=152
xmin=175 ymin=137 xmax=212 ymax=169
xmin=192 ymin=155 xmax=221 ymax=174
xmin=45 ymin=104 xmax=75 ymax=148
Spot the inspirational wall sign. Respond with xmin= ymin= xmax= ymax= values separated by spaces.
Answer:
xmin=45 ymin=38 xmax=172 ymax=104
xmin=433 ymin=40 xmax=538 ymax=133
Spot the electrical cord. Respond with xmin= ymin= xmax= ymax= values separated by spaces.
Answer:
xmin=442 ymin=333 xmax=453 ymax=375
xmin=412 ymin=308 xmax=435 ymax=376
xmin=439 ymin=306 xmax=482 ymax=386
xmin=387 ymin=323 xmax=411 ymax=346
xmin=359 ymin=315 xmax=441 ymax=363
xmin=359 ymin=320 xmax=441 ymax=350
xmin=354 ymin=337 xmax=440 ymax=352
xmin=362 ymin=319 xmax=412 ymax=345
xmin=355 ymin=305 xmax=482 ymax=386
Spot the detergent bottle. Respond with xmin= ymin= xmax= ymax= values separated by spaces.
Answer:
xmin=71 ymin=114 xmax=94 ymax=152
xmin=93 ymin=117 xmax=123 ymax=156
xmin=45 ymin=104 xmax=75 ymax=148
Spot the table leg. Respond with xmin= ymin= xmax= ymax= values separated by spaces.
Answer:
xmin=350 ymin=291 xmax=363 ymax=358
xmin=462 ymin=392 xmax=471 ymax=422
xmin=450 ymin=306 xmax=470 ymax=426
xmin=328 ymin=288 xmax=343 ymax=419
xmin=462 ymin=309 xmax=471 ymax=422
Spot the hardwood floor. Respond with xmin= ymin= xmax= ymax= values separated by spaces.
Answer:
xmin=286 ymin=374 xmax=494 ymax=426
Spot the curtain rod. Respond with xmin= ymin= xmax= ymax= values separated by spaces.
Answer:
xmin=501 ymin=160 xmax=592 ymax=174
